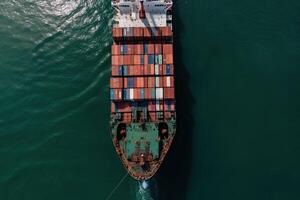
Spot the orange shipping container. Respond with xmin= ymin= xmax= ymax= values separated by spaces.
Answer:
xmin=113 ymin=28 xmax=123 ymax=38
xmin=155 ymin=77 xmax=164 ymax=87
xmin=135 ymin=77 xmax=145 ymax=88
xmin=147 ymin=77 xmax=155 ymax=88
xmin=163 ymin=44 xmax=173 ymax=54
xmin=163 ymin=101 xmax=176 ymax=111
xmin=110 ymin=77 xmax=123 ymax=89
xmin=144 ymin=65 xmax=155 ymax=75
xmin=112 ymin=55 xmax=123 ymax=66
xmin=112 ymin=45 xmax=121 ymax=55
xmin=134 ymin=44 xmax=144 ymax=54
xmin=163 ymin=54 xmax=173 ymax=64
xmin=123 ymin=55 xmax=133 ymax=65
xmin=133 ymin=27 xmax=143 ymax=37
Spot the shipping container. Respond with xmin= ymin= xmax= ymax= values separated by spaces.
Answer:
xmin=133 ymin=27 xmax=143 ymax=37
xmin=154 ymin=64 xmax=163 ymax=75
xmin=144 ymin=88 xmax=156 ymax=99
xmin=134 ymin=55 xmax=144 ymax=65
xmin=123 ymin=27 xmax=134 ymax=37
xmin=144 ymin=44 xmax=155 ymax=54
xmin=163 ymin=54 xmax=173 ymax=64
xmin=112 ymin=45 xmax=121 ymax=55
xmin=155 ymin=54 xmax=163 ymax=64
xmin=163 ymin=100 xmax=175 ymax=111
xmin=161 ymin=27 xmax=172 ymax=37
xmin=155 ymin=100 xmax=163 ymax=111
xmin=155 ymin=44 xmax=162 ymax=54
xmin=155 ymin=77 xmax=163 ymax=87
xmin=147 ymin=77 xmax=155 ymax=88
xmin=144 ymin=54 xmax=155 ymax=65
xmin=136 ymin=77 xmax=145 ymax=88
xmin=156 ymin=88 xmax=164 ymax=99
xmin=163 ymin=76 xmax=174 ymax=87
xmin=148 ymin=101 xmax=156 ymax=111
xmin=111 ymin=65 xmax=123 ymax=76
xmin=110 ymin=89 xmax=123 ymax=101
xmin=163 ymin=44 xmax=173 ymax=54
xmin=112 ymin=102 xmax=132 ymax=113
xmin=134 ymin=44 xmax=144 ymax=54
xmin=110 ymin=77 xmax=123 ymax=89
xmin=144 ymin=65 xmax=155 ymax=75
xmin=163 ymin=87 xmax=175 ymax=99
xmin=124 ymin=77 xmax=134 ymax=88
xmin=163 ymin=64 xmax=174 ymax=75
xmin=124 ymin=65 xmax=144 ymax=76
xmin=112 ymin=55 xmax=123 ymax=66
xmin=113 ymin=27 xmax=123 ymax=38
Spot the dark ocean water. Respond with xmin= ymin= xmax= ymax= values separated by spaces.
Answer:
xmin=1 ymin=0 xmax=300 ymax=199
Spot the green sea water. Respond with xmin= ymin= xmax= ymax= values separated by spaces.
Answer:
xmin=1 ymin=0 xmax=300 ymax=199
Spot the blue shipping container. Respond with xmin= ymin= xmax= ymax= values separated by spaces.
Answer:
xmin=144 ymin=44 xmax=148 ymax=54
xmin=123 ymin=65 xmax=127 ymax=76
xmin=140 ymin=55 xmax=144 ymax=64
xmin=148 ymin=55 xmax=154 ymax=64
xmin=140 ymin=89 xmax=145 ymax=99
xmin=166 ymin=64 xmax=170 ymax=75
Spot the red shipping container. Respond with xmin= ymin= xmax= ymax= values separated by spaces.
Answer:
xmin=163 ymin=101 xmax=175 ymax=111
xmin=145 ymin=44 xmax=155 ymax=54
xmin=112 ymin=55 xmax=122 ymax=66
xmin=123 ymin=55 xmax=133 ymax=65
xmin=110 ymin=77 xmax=123 ymax=89
xmin=147 ymin=77 xmax=155 ymax=88
xmin=164 ymin=87 xmax=175 ymax=99
xmin=161 ymin=27 xmax=172 ymax=37
xmin=112 ymin=45 xmax=121 ymax=55
xmin=144 ymin=65 xmax=155 ymax=75
xmin=163 ymin=64 xmax=174 ymax=75
xmin=130 ymin=65 xmax=144 ymax=76
xmin=144 ymin=88 xmax=152 ymax=99
xmin=155 ymin=44 xmax=162 ymax=54
xmin=163 ymin=76 xmax=174 ymax=87
xmin=133 ymin=27 xmax=143 ymax=37
xmin=149 ymin=112 xmax=156 ymax=121
xmin=134 ymin=88 xmax=140 ymax=100
xmin=135 ymin=77 xmax=145 ymax=88
xmin=163 ymin=54 xmax=173 ymax=64
xmin=134 ymin=44 xmax=144 ymax=54
xmin=111 ymin=65 xmax=121 ymax=76
xmin=163 ymin=44 xmax=173 ymax=54
xmin=133 ymin=55 xmax=143 ymax=65
xmin=153 ymin=28 xmax=161 ymax=37
xmin=113 ymin=28 xmax=123 ymax=38
xmin=111 ymin=102 xmax=116 ymax=113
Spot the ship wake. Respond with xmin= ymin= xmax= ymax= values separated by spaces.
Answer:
xmin=136 ymin=179 xmax=158 ymax=200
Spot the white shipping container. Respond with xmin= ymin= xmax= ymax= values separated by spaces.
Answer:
xmin=156 ymin=101 xmax=161 ymax=111
xmin=166 ymin=76 xmax=171 ymax=87
xmin=155 ymin=77 xmax=160 ymax=87
xmin=155 ymin=64 xmax=159 ymax=75
xmin=130 ymin=88 xmax=134 ymax=100
xmin=156 ymin=88 xmax=163 ymax=99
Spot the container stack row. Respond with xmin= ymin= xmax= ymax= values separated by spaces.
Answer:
xmin=113 ymin=27 xmax=172 ymax=41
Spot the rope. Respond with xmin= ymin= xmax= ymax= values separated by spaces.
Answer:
xmin=104 ymin=172 xmax=129 ymax=200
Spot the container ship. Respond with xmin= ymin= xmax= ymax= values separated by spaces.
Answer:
xmin=110 ymin=0 xmax=175 ymax=180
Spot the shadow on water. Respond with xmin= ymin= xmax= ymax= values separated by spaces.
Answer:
xmin=155 ymin=3 xmax=195 ymax=200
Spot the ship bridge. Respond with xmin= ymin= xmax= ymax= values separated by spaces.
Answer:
xmin=112 ymin=0 xmax=173 ymax=28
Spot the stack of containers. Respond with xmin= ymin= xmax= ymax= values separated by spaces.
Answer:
xmin=111 ymin=26 xmax=175 ymax=122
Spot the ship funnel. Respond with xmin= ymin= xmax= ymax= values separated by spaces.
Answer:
xmin=139 ymin=1 xmax=146 ymax=19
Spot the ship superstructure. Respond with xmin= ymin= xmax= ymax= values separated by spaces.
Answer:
xmin=110 ymin=0 xmax=175 ymax=180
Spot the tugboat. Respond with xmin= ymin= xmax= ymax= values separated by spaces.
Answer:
xmin=110 ymin=0 xmax=176 ymax=180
